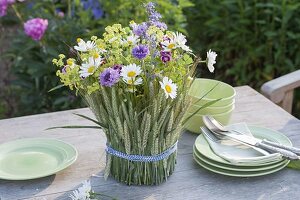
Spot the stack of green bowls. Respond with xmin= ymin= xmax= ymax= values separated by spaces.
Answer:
xmin=184 ymin=78 xmax=236 ymax=133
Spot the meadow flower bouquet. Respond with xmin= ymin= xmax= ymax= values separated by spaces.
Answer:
xmin=53 ymin=2 xmax=215 ymax=185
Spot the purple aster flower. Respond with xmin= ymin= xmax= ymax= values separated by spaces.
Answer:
xmin=132 ymin=22 xmax=148 ymax=37
xmin=160 ymin=51 xmax=172 ymax=63
xmin=24 ymin=18 xmax=48 ymax=41
xmin=99 ymin=68 xmax=120 ymax=87
xmin=132 ymin=45 xmax=149 ymax=60
xmin=112 ymin=64 xmax=123 ymax=73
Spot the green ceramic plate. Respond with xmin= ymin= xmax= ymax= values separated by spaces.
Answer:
xmin=193 ymin=146 xmax=287 ymax=172
xmin=194 ymin=125 xmax=292 ymax=166
xmin=193 ymin=153 xmax=289 ymax=177
xmin=0 ymin=138 xmax=77 ymax=180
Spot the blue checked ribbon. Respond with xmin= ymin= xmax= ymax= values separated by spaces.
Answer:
xmin=105 ymin=141 xmax=178 ymax=162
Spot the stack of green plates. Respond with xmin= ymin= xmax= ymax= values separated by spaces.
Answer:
xmin=193 ymin=125 xmax=291 ymax=177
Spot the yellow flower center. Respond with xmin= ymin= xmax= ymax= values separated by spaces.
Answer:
xmin=88 ymin=66 xmax=95 ymax=73
xmin=67 ymin=59 xmax=73 ymax=66
xmin=165 ymin=85 xmax=172 ymax=93
xmin=168 ymin=43 xmax=175 ymax=49
xmin=127 ymin=71 xmax=136 ymax=78
xmin=77 ymin=38 xmax=82 ymax=43
xmin=93 ymin=53 xmax=99 ymax=59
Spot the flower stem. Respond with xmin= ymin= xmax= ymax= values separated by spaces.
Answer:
xmin=141 ymin=60 xmax=149 ymax=98
xmin=11 ymin=5 xmax=24 ymax=23
xmin=67 ymin=0 xmax=72 ymax=18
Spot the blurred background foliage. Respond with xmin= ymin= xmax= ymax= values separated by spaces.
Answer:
xmin=185 ymin=0 xmax=300 ymax=117
xmin=0 ymin=0 xmax=299 ymax=119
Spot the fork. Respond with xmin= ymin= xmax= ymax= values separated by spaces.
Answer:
xmin=200 ymin=127 xmax=270 ymax=156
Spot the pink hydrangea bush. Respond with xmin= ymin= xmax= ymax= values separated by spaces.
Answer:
xmin=23 ymin=18 xmax=48 ymax=41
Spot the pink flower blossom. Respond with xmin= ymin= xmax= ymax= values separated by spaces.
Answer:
xmin=0 ymin=0 xmax=26 ymax=17
xmin=0 ymin=3 xmax=8 ymax=17
xmin=24 ymin=18 xmax=48 ymax=41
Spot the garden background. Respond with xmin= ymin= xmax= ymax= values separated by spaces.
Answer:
xmin=0 ymin=0 xmax=299 ymax=119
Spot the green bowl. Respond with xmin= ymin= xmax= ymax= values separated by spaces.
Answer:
xmin=187 ymin=100 xmax=235 ymax=115
xmin=183 ymin=106 xmax=235 ymax=134
xmin=188 ymin=78 xmax=236 ymax=107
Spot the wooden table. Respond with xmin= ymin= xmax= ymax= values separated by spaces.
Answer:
xmin=0 ymin=86 xmax=300 ymax=200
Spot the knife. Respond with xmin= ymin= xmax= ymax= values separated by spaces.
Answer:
xmin=223 ymin=133 xmax=299 ymax=160
xmin=229 ymin=129 xmax=300 ymax=155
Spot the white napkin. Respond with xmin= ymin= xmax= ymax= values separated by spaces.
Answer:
xmin=204 ymin=123 xmax=282 ymax=165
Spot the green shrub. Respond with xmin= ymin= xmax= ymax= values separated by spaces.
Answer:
xmin=186 ymin=0 xmax=300 ymax=87
xmin=185 ymin=0 xmax=300 ymax=117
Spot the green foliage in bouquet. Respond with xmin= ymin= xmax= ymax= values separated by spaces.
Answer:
xmin=52 ymin=2 xmax=212 ymax=185
xmin=0 ymin=0 xmax=193 ymax=118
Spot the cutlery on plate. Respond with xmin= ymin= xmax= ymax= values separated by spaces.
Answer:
xmin=202 ymin=116 xmax=299 ymax=160
xmin=204 ymin=115 xmax=300 ymax=155
xmin=200 ymin=127 xmax=270 ymax=156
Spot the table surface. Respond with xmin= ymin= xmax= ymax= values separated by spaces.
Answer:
xmin=0 ymin=86 xmax=300 ymax=200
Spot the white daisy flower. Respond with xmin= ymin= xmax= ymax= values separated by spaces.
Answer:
xmin=74 ymin=38 xmax=96 ymax=52
xmin=161 ymin=37 xmax=176 ymax=52
xmin=70 ymin=190 xmax=85 ymax=200
xmin=206 ymin=49 xmax=217 ymax=73
xmin=121 ymin=63 xmax=142 ymax=79
xmin=70 ymin=180 xmax=93 ymax=200
xmin=121 ymin=64 xmax=143 ymax=86
xmin=160 ymin=77 xmax=177 ymax=99
xmin=126 ymin=35 xmax=139 ymax=45
xmin=172 ymin=32 xmax=192 ymax=52
xmin=79 ymin=56 xmax=104 ymax=78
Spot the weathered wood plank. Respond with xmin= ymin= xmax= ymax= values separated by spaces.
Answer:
xmin=0 ymin=86 xmax=299 ymax=200
xmin=261 ymin=69 xmax=300 ymax=113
